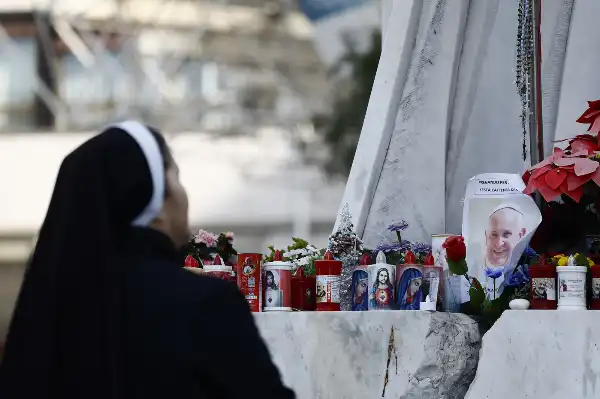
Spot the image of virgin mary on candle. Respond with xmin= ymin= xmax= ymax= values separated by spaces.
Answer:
xmin=397 ymin=268 xmax=423 ymax=310
xmin=369 ymin=268 xmax=394 ymax=310
xmin=351 ymin=269 xmax=369 ymax=311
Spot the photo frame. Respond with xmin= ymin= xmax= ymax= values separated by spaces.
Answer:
xmin=461 ymin=173 xmax=542 ymax=302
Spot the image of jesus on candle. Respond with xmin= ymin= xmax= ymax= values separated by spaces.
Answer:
xmin=369 ymin=268 xmax=394 ymax=310
xmin=264 ymin=270 xmax=282 ymax=308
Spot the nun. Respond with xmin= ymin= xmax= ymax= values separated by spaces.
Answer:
xmin=0 ymin=122 xmax=295 ymax=399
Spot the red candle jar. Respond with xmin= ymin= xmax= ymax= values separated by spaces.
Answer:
xmin=184 ymin=255 xmax=200 ymax=268
xmin=184 ymin=255 xmax=207 ymax=275
xmin=529 ymin=255 xmax=557 ymax=309
xmin=590 ymin=264 xmax=600 ymax=310
xmin=236 ymin=253 xmax=263 ymax=312
xmin=203 ymin=255 xmax=235 ymax=282
xmin=314 ymin=250 xmax=342 ymax=311
xmin=291 ymin=266 xmax=316 ymax=311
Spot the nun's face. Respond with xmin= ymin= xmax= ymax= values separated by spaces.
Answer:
xmin=161 ymin=161 xmax=189 ymax=247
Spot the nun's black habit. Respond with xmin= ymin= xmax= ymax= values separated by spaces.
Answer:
xmin=0 ymin=122 xmax=295 ymax=399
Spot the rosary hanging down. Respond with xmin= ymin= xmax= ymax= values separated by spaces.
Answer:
xmin=516 ymin=0 xmax=534 ymax=163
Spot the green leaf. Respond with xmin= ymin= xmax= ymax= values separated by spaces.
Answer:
xmin=469 ymin=278 xmax=486 ymax=308
xmin=448 ymin=259 xmax=468 ymax=276
xmin=482 ymin=297 xmax=492 ymax=310
xmin=574 ymin=253 xmax=588 ymax=266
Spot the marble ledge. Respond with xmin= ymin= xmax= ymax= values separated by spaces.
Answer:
xmin=466 ymin=310 xmax=600 ymax=399
xmin=254 ymin=311 xmax=481 ymax=399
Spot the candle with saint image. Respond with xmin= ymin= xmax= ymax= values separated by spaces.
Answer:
xmin=368 ymin=252 xmax=395 ymax=311
xmin=396 ymin=251 xmax=424 ymax=310
xmin=263 ymin=250 xmax=293 ymax=312
xmin=350 ymin=253 xmax=371 ymax=311
xmin=314 ymin=251 xmax=342 ymax=311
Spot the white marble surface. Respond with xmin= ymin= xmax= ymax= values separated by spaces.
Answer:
xmin=466 ymin=311 xmax=600 ymax=399
xmin=254 ymin=311 xmax=480 ymax=399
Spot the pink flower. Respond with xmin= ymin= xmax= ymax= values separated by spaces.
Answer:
xmin=195 ymin=229 xmax=217 ymax=247
xmin=225 ymin=232 xmax=235 ymax=242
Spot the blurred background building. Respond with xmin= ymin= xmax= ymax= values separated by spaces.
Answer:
xmin=0 ymin=0 xmax=380 ymax=338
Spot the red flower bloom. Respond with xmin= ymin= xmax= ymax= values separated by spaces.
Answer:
xmin=443 ymin=236 xmax=466 ymax=262
xmin=524 ymin=147 xmax=600 ymax=202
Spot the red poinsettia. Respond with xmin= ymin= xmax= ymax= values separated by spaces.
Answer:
xmin=524 ymin=100 xmax=600 ymax=202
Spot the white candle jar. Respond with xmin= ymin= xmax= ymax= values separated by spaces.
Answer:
xmin=556 ymin=266 xmax=588 ymax=310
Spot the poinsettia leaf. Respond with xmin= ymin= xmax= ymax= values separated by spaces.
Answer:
xmin=544 ymin=169 xmax=567 ymax=189
xmin=568 ymin=172 xmax=594 ymax=191
xmin=590 ymin=115 xmax=600 ymax=134
xmin=574 ymin=158 xmax=599 ymax=176
xmin=553 ymin=158 xmax=576 ymax=167
xmin=531 ymin=164 xmax=551 ymax=178
xmin=562 ymin=183 xmax=585 ymax=203
xmin=537 ymin=182 xmax=562 ymax=202
xmin=448 ymin=259 xmax=468 ymax=276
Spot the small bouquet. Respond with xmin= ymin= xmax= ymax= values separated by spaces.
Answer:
xmin=443 ymin=235 xmax=536 ymax=329
xmin=265 ymin=237 xmax=323 ymax=276
xmin=183 ymin=229 xmax=237 ymax=267
xmin=372 ymin=220 xmax=432 ymax=264
xmin=552 ymin=253 xmax=594 ymax=267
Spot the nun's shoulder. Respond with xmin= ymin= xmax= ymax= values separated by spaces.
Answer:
xmin=170 ymin=266 xmax=244 ymax=307
xmin=126 ymin=257 xmax=246 ymax=313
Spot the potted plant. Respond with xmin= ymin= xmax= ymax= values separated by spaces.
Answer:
xmin=524 ymin=100 xmax=600 ymax=256
xmin=183 ymin=229 xmax=237 ymax=268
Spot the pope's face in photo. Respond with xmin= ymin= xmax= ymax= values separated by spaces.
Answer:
xmin=485 ymin=208 xmax=526 ymax=267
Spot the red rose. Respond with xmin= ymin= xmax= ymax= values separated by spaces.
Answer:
xmin=443 ymin=236 xmax=466 ymax=262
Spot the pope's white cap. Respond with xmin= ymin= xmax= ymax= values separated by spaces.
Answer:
xmin=490 ymin=203 xmax=524 ymax=216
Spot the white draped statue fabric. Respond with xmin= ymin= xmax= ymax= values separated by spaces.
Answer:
xmin=337 ymin=0 xmax=600 ymax=247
